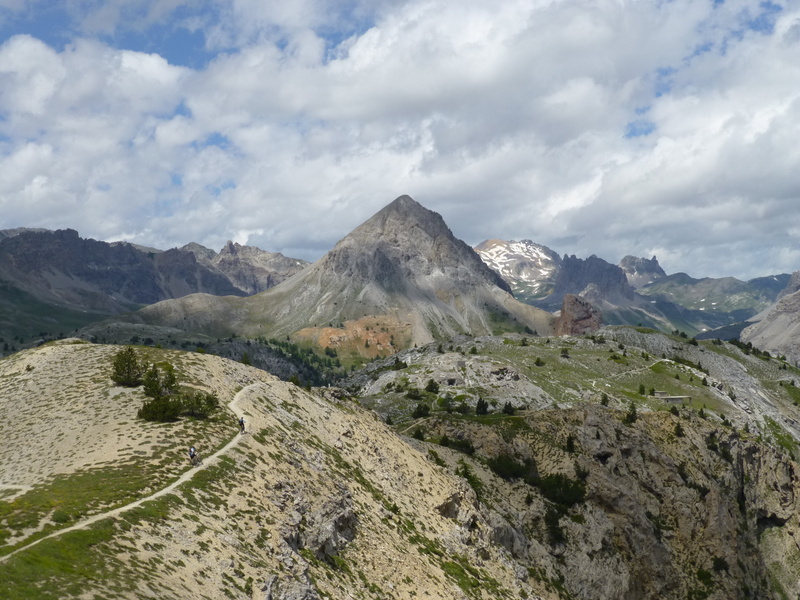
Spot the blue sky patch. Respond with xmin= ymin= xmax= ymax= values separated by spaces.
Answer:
xmin=193 ymin=133 xmax=230 ymax=150
xmin=111 ymin=23 xmax=212 ymax=69
xmin=625 ymin=120 xmax=656 ymax=138
xmin=0 ymin=3 xmax=73 ymax=51
xmin=745 ymin=1 xmax=783 ymax=34
xmin=654 ymin=67 xmax=676 ymax=97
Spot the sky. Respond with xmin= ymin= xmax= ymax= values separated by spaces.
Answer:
xmin=0 ymin=0 xmax=798 ymax=281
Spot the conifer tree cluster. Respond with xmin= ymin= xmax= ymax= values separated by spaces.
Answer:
xmin=110 ymin=346 xmax=219 ymax=422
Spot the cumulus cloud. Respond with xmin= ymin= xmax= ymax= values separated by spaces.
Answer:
xmin=0 ymin=0 xmax=798 ymax=280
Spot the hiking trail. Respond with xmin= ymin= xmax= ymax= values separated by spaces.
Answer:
xmin=0 ymin=382 xmax=266 ymax=564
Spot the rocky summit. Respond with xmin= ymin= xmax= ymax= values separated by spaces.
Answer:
xmin=619 ymin=255 xmax=667 ymax=289
xmin=184 ymin=241 xmax=308 ymax=295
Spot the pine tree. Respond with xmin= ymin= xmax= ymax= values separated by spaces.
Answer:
xmin=623 ymin=401 xmax=638 ymax=425
xmin=425 ymin=379 xmax=440 ymax=394
xmin=143 ymin=364 xmax=162 ymax=399
xmin=111 ymin=346 xmax=143 ymax=387
xmin=143 ymin=362 xmax=178 ymax=400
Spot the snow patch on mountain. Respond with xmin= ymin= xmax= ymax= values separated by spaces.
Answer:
xmin=474 ymin=239 xmax=562 ymax=301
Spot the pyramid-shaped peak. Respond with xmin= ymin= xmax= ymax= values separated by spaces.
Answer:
xmin=319 ymin=195 xmax=511 ymax=297
xmin=388 ymin=194 xmax=415 ymax=206
xmin=372 ymin=195 xmax=433 ymax=221
xmin=349 ymin=195 xmax=452 ymax=243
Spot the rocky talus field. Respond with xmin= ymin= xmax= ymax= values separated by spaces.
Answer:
xmin=2 ymin=331 xmax=800 ymax=599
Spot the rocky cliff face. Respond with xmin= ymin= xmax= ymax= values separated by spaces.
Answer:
xmin=554 ymin=294 xmax=602 ymax=336
xmin=0 ymin=227 xmax=49 ymax=240
xmin=417 ymin=405 xmax=800 ymax=600
xmin=211 ymin=241 xmax=307 ymax=294
xmin=153 ymin=247 xmax=248 ymax=299
xmin=0 ymin=229 xmax=167 ymax=311
xmin=744 ymin=273 xmax=800 ymax=363
xmin=181 ymin=241 xmax=308 ymax=295
xmin=0 ymin=230 xmax=308 ymax=330
xmin=536 ymin=254 xmax=634 ymax=311
xmin=619 ymin=255 xmax=667 ymax=288
xmin=0 ymin=229 xmax=247 ymax=313
xmin=778 ymin=271 xmax=800 ymax=300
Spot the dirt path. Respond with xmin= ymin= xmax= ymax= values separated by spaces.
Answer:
xmin=0 ymin=382 xmax=266 ymax=564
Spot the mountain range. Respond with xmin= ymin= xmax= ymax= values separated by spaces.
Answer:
xmin=0 ymin=196 xmax=796 ymax=360
xmin=0 ymin=228 xmax=305 ymax=343
xmin=473 ymin=238 xmax=792 ymax=339
xmin=120 ymin=196 xmax=557 ymax=357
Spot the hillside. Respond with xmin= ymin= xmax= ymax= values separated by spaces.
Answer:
xmin=0 ymin=341 xmax=539 ymax=599
xmin=740 ymin=288 xmax=800 ymax=365
xmin=638 ymin=273 xmax=789 ymax=317
xmin=3 ymin=332 xmax=800 ymax=599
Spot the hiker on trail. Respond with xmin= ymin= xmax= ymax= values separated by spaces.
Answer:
xmin=189 ymin=446 xmax=197 ymax=464
xmin=238 ymin=416 xmax=245 ymax=433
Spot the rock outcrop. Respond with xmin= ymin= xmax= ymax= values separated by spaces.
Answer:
xmin=554 ymin=294 xmax=602 ymax=336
